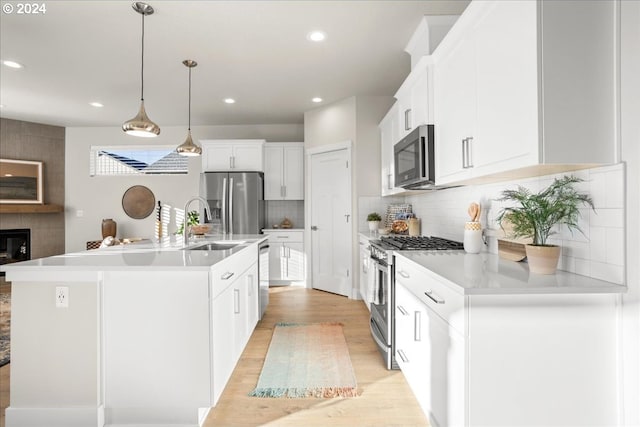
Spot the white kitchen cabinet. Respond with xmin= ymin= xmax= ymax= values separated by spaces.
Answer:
xmin=432 ymin=0 xmax=617 ymax=186
xmin=264 ymin=143 xmax=304 ymax=200
xmin=201 ymin=139 xmax=265 ymax=172
xmin=395 ymin=267 xmax=465 ymax=427
xmin=211 ymin=255 xmax=259 ymax=405
xmin=379 ymin=104 xmax=404 ymax=196
xmin=396 ymin=57 xmax=433 ymax=141
xmin=358 ymin=234 xmax=371 ymax=310
xmin=394 ymin=254 xmax=620 ymax=426
xmin=263 ymin=230 xmax=304 ymax=284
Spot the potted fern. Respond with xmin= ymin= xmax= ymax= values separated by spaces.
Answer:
xmin=496 ymin=175 xmax=594 ymax=274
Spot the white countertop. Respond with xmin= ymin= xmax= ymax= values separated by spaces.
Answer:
xmin=395 ymin=251 xmax=626 ymax=295
xmin=0 ymin=234 xmax=267 ymax=273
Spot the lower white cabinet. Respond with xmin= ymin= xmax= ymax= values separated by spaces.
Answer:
xmin=264 ymin=230 xmax=304 ymax=284
xmin=394 ymin=254 xmax=620 ymax=426
xmin=358 ymin=235 xmax=372 ymax=311
xmin=395 ymin=278 xmax=465 ymax=427
xmin=211 ymin=255 xmax=259 ymax=405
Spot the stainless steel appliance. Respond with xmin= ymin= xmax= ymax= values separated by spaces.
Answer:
xmin=369 ymin=235 xmax=464 ymax=370
xmin=258 ymin=240 xmax=269 ymax=319
xmin=200 ymin=172 xmax=265 ymax=235
xmin=394 ymin=124 xmax=435 ymax=189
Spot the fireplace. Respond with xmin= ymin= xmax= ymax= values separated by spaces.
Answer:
xmin=0 ymin=228 xmax=31 ymax=275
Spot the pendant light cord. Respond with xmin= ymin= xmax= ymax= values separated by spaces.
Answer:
xmin=140 ymin=12 xmax=145 ymax=101
xmin=188 ymin=66 xmax=192 ymax=131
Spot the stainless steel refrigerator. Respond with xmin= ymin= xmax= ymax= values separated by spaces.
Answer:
xmin=200 ymin=172 xmax=265 ymax=235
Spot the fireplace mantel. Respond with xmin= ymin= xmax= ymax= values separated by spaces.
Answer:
xmin=0 ymin=204 xmax=64 ymax=214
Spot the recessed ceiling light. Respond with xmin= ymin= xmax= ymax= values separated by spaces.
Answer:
xmin=312 ymin=97 xmax=323 ymax=103
xmin=224 ymin=98 xmax=236 ymax=104
xmin=89 ymin=102 xmax=104 ymax=108
xmin=307 ymin=31 xmax=326 ymax=42
xmin=2 ymin=60 xmax=24 ymax=69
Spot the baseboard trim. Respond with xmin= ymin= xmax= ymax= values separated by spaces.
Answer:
xmin=6 ymin=405 xmax=104 ymax=427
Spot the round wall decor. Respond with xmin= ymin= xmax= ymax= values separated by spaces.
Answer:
xmin=122 ymin=185 xmax=155 ymax=219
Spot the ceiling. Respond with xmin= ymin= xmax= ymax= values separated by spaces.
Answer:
xmin=0 ymin=1 xmax=468 ymax=128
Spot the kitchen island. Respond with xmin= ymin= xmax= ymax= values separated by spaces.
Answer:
xmin=1 ymin=234 xmax=267 ymax=427
xmin=394 ymin=251 xmax=626 ymax=427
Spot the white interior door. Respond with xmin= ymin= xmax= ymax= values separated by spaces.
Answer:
xmin=310 ymin=148 xmax=351 ymax=296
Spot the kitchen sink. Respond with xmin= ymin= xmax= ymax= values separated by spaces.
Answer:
xmin=187 ymin=241 xmax=245 ymax=251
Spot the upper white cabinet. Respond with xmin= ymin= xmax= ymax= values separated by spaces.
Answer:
xmin=396 ymin=57 xmax=433 ymax=140
xmin=379 ymin=104 xmax=404 ymax=196
xmin=201 ymin=139 xmax=265 ymax=172
xmin=432 ymin=0 xmax=617 ymax=185
xmin=264 ymin=143 xmax=304 ymax=200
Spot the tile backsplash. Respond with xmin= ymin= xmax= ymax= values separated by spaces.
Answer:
xmin=366 ymin=164 xmax=625 ymax=284
xmin=265 ymin=200 xmax=304 ymax=229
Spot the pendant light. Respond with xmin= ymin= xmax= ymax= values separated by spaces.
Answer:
xmin=176 ymin=60 xmax=202 ymax=156
xmin=122 ymin=2 xmax=160 ymax=137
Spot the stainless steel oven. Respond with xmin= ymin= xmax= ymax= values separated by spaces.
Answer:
xmin=368 ymin=236 xmax=464 ymax=370
xmin=369 ymin=242 xmax=398 ymax=370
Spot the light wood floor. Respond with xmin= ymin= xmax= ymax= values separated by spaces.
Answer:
xmin=204 ymin=286 xmax=428 ymax=426
xmin=0 ymin=285 xmax=428 ymax=427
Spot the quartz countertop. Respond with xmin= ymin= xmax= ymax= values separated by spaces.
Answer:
xmin=395 ymin=251 xmax=626 ymax=295
xmin=0 ymin=234 xmax=267 ymax=273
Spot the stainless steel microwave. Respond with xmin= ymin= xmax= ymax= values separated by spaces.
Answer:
xmin=394 ymin=124 xmax=434 ymax=189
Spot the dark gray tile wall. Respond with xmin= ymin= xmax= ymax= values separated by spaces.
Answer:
xmin=1 ymin=118 xmax=65 ymax=259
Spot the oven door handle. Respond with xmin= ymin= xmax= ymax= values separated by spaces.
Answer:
xmin=370 ymin=318 xmax=390 ymax=350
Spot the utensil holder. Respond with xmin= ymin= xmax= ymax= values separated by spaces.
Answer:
xmin=408 ymin=218 xmax=421 ymax=236
xmin=464 ymin=222 xmax=483 ymax=254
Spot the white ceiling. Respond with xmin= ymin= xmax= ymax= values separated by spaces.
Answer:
xmin=0 ymin=0 xmax=468 ymax=128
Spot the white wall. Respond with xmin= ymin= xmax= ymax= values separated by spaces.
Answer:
xmin=355 ymin=96 xmax=395 ymax=197
xmin=303 ymin=96 xmax=393 ymax=297
xmin=65 ymin=124 xmax=303 ymax=252
xmin=405 ymin=164 xmax=625 ymax=284
xmin=620 ymin=0 xmax=640 ymax=424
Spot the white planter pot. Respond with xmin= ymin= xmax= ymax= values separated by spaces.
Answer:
xmin=368 ymin=221 xmax=380 ymax=232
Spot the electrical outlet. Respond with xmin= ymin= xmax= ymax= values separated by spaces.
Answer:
xmin=55 ymin=286 xmax=69 ymax=308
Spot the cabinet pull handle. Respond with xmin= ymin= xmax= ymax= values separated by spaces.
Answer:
xmin=221 ymin=272 xmax=234 ymax=280
xmin=277 ymin=236 xmax=289 ymax=239
xmin=397 ymin=349 xmax=409 ymax=363
xmin=283 ymin=185 xmax=286 ymax=198
xmin=397 ymin=305 xmax=409 ymax=316
xmin=230 ymin=156 xmax=233 ymax=169
xmin=404 ymin=108 xmax=412 ymax=131
xmin=398 ymin=270 xmax=410 ymax=279
xmin=424 ymin=290 xmax=445 ymax=304
xmin=247 ymin=274 xmax=253 ymax=296
xmin=414 ymin=311 xmax=422 ymax=341
xmin=462 ymin=138 xmax=467 ymax=168
xmin=387 ymin=174 xmax=392 ymax=190
xmin=467 ymin=137 xmax=474 ymax=167
xmin=232 ymin=156 xmax=236 ymax=169
xmin=234 ymin=288 xmax=240 ymax=314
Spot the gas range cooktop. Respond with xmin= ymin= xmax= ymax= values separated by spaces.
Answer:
xmin=378 ymin=236 xmax=464 ymax=251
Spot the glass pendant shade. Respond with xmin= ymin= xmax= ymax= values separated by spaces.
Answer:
xmin=176 ymin=130 xmax=202 ymax=156
xmin=122 ymin=100 xmax=160 ymax=137
xmin=123 ymin=2 xmax=160 ymax=137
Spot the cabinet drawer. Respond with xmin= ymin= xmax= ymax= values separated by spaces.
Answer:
xmin=264 ymin=230 xmax=303 ymax=243
xmin=395 ymin=255 xmax=465 ymax=332
xmin=211 ymin=251 xmax=253 ymax=299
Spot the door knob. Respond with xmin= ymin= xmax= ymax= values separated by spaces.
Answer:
xmin=311 ymin=226 xmax=318 ymax=231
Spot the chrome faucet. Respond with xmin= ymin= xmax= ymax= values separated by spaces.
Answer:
xmin=183 ymin=196 xmax=212 ymax=245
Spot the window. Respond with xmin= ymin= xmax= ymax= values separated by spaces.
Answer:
xmin=89 ymin=146 xmax=188 ymax=176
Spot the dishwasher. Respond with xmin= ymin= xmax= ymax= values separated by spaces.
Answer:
xmin=258 ymin=240 xmax=269 ymax=319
